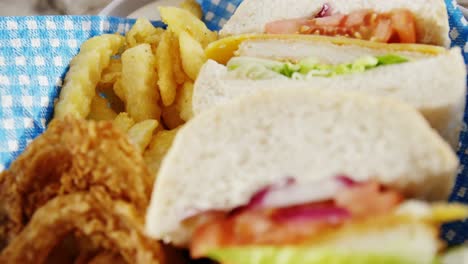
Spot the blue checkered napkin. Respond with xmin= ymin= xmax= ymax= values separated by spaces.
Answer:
xmin=0 ymin=16 xmax=148 ymax=171
xmin=442 ymin=0 xmax=468 ymax=246
xmin=197 ymin=0 xmax=243 ymax=30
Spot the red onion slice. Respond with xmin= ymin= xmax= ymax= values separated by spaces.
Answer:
xmin=229 ymin=178 xmax=296 ymax=215
xmin=248 ymin=177 xmax=296 ymax=208
xmin=336 ymin=175 xmax=357 ymax=187
xmin=315 ymin=3 xmax=332 ymax=18
xmin=242 ymin=176 xmax=354 ymax=211
xmin=273 ymin=205 xmax=350 ymax=224
xmin=186 ymin=176 xmax=358 ymax=220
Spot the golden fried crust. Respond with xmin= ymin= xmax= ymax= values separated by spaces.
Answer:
xmin=86 ymin=252 xmax=127 ymax=264
xmin=0 ymin=192 xmax=162 ymax=264
xmin=0 ymin=117 xmax=153 ymax=247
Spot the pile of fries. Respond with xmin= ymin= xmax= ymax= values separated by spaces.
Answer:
xmin=53 ymin=0 xmax=217 ymax=175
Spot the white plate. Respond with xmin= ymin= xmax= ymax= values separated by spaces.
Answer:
xmin=99 ymin=0 xmax=183 ymax=20
xmin=458 ymin=0 xmax=468 ymax=18
xmin=460 ymin=6 xmax=468 ymax=18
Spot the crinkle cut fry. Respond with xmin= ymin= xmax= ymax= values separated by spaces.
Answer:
xmin=0 ymin=192 xmax=162 ymax=264
xmin=0 ymin=117 xmax=153 ymax=246
xmin=54 ymin=34 xmax=125 ymax=119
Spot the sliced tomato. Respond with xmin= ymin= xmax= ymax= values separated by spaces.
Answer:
xmin=190 ymin=217 xmax=227 ymax=258
xmin=313 ymin=14 xmax=346 ymax=26
xmin=182 ymin=210 xmax=226 ymax=231
xmin=390 ymin=9 xmax=417 ymax=43
xmin=265 ymin=18 xmax=309 ymax=34
xmin=301 ymin=24 xmax=355 ymax=37
xmin=190 ymin=207 xmax=339 ymax=258
xmin=344 ymin=9 xmax=372 ymax=27
xmin=266 ymin=8 xmax=417 ymax=43
xmin=372 ymin=18 xmax=394 ymax=43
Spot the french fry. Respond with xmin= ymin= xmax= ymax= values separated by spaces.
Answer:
xmin=121 ymin=43 xmax=161 ymax=122
xmin=179 ymin=31 xmax=207 ymax=80
xmin=159 ymin=6 xmax=217 ymax=48
xmin=144 ymin=128 xmax=180 ymax=175
xmin=126 ymin=18 xmax=165 ymax=48
xmin=113 ymin=112 xmax=135 ymax=133
xmin=127 ymin=119 xmax=159 ymax=153
xmin=113 ymin=78 xmax=126 ymax=102
xmin=54 ymin=34 xmax=125 ymax=119
xmin=157 ymin=32 xmax=178 ymax=106
xmin=99 ymin=58 xmax=122 ymax=88
xmin=170 ymin=35 xmax=188 ymax=85
xmin=87 ymin=95 xmax=117 ymax=121
xmin=145 ymin=33 xmax=164 ymax=46
xmin=176 ymin=81 xmax=194 ymax=122
xmin=180 ymin=0 xmax=203 ymax=19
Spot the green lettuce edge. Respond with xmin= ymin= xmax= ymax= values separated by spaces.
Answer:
xmin=207 ymin=246 xmax=428 ymax=264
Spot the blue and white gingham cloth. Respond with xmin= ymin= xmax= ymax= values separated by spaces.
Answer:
xmin=442 ymin=0 xmax=468 ymax=246
xmin=0 ymin=0 xmax=467 ymax=245
xmin=197 ymin=0 xmax=243 ymax=30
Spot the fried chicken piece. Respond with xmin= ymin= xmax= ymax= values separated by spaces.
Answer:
xmin=73 ymin=251 xmax=126 ymax=264
xmin=45 ymin=235 xmax=81 ymax=264
xmin=0 ymin=191 xmax=163 ymax=264
xmin=87 ymin=252 xmax=127 ymax=264
xmin=0 ymin=117 xmax=153 ymax=247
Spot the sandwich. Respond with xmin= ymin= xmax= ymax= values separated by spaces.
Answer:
xmin=145 ymin=88 xmax=466 ymax=263
xmin=219 ymin=0 xmax=450 ymax=47
xmin=193 ymin=35 xmax=467 ymax=147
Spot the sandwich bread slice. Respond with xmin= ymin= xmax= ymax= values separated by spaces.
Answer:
xmin=194 ymin=35 xmax=467 ymax=147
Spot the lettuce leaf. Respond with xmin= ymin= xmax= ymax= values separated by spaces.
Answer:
xmin=376 ymin=54 xmax=409 ymax=66
xmin=207 ymin=247 xmax=424 ymax=264
xmin=226 ymin=54 xmax=409 ymax=80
